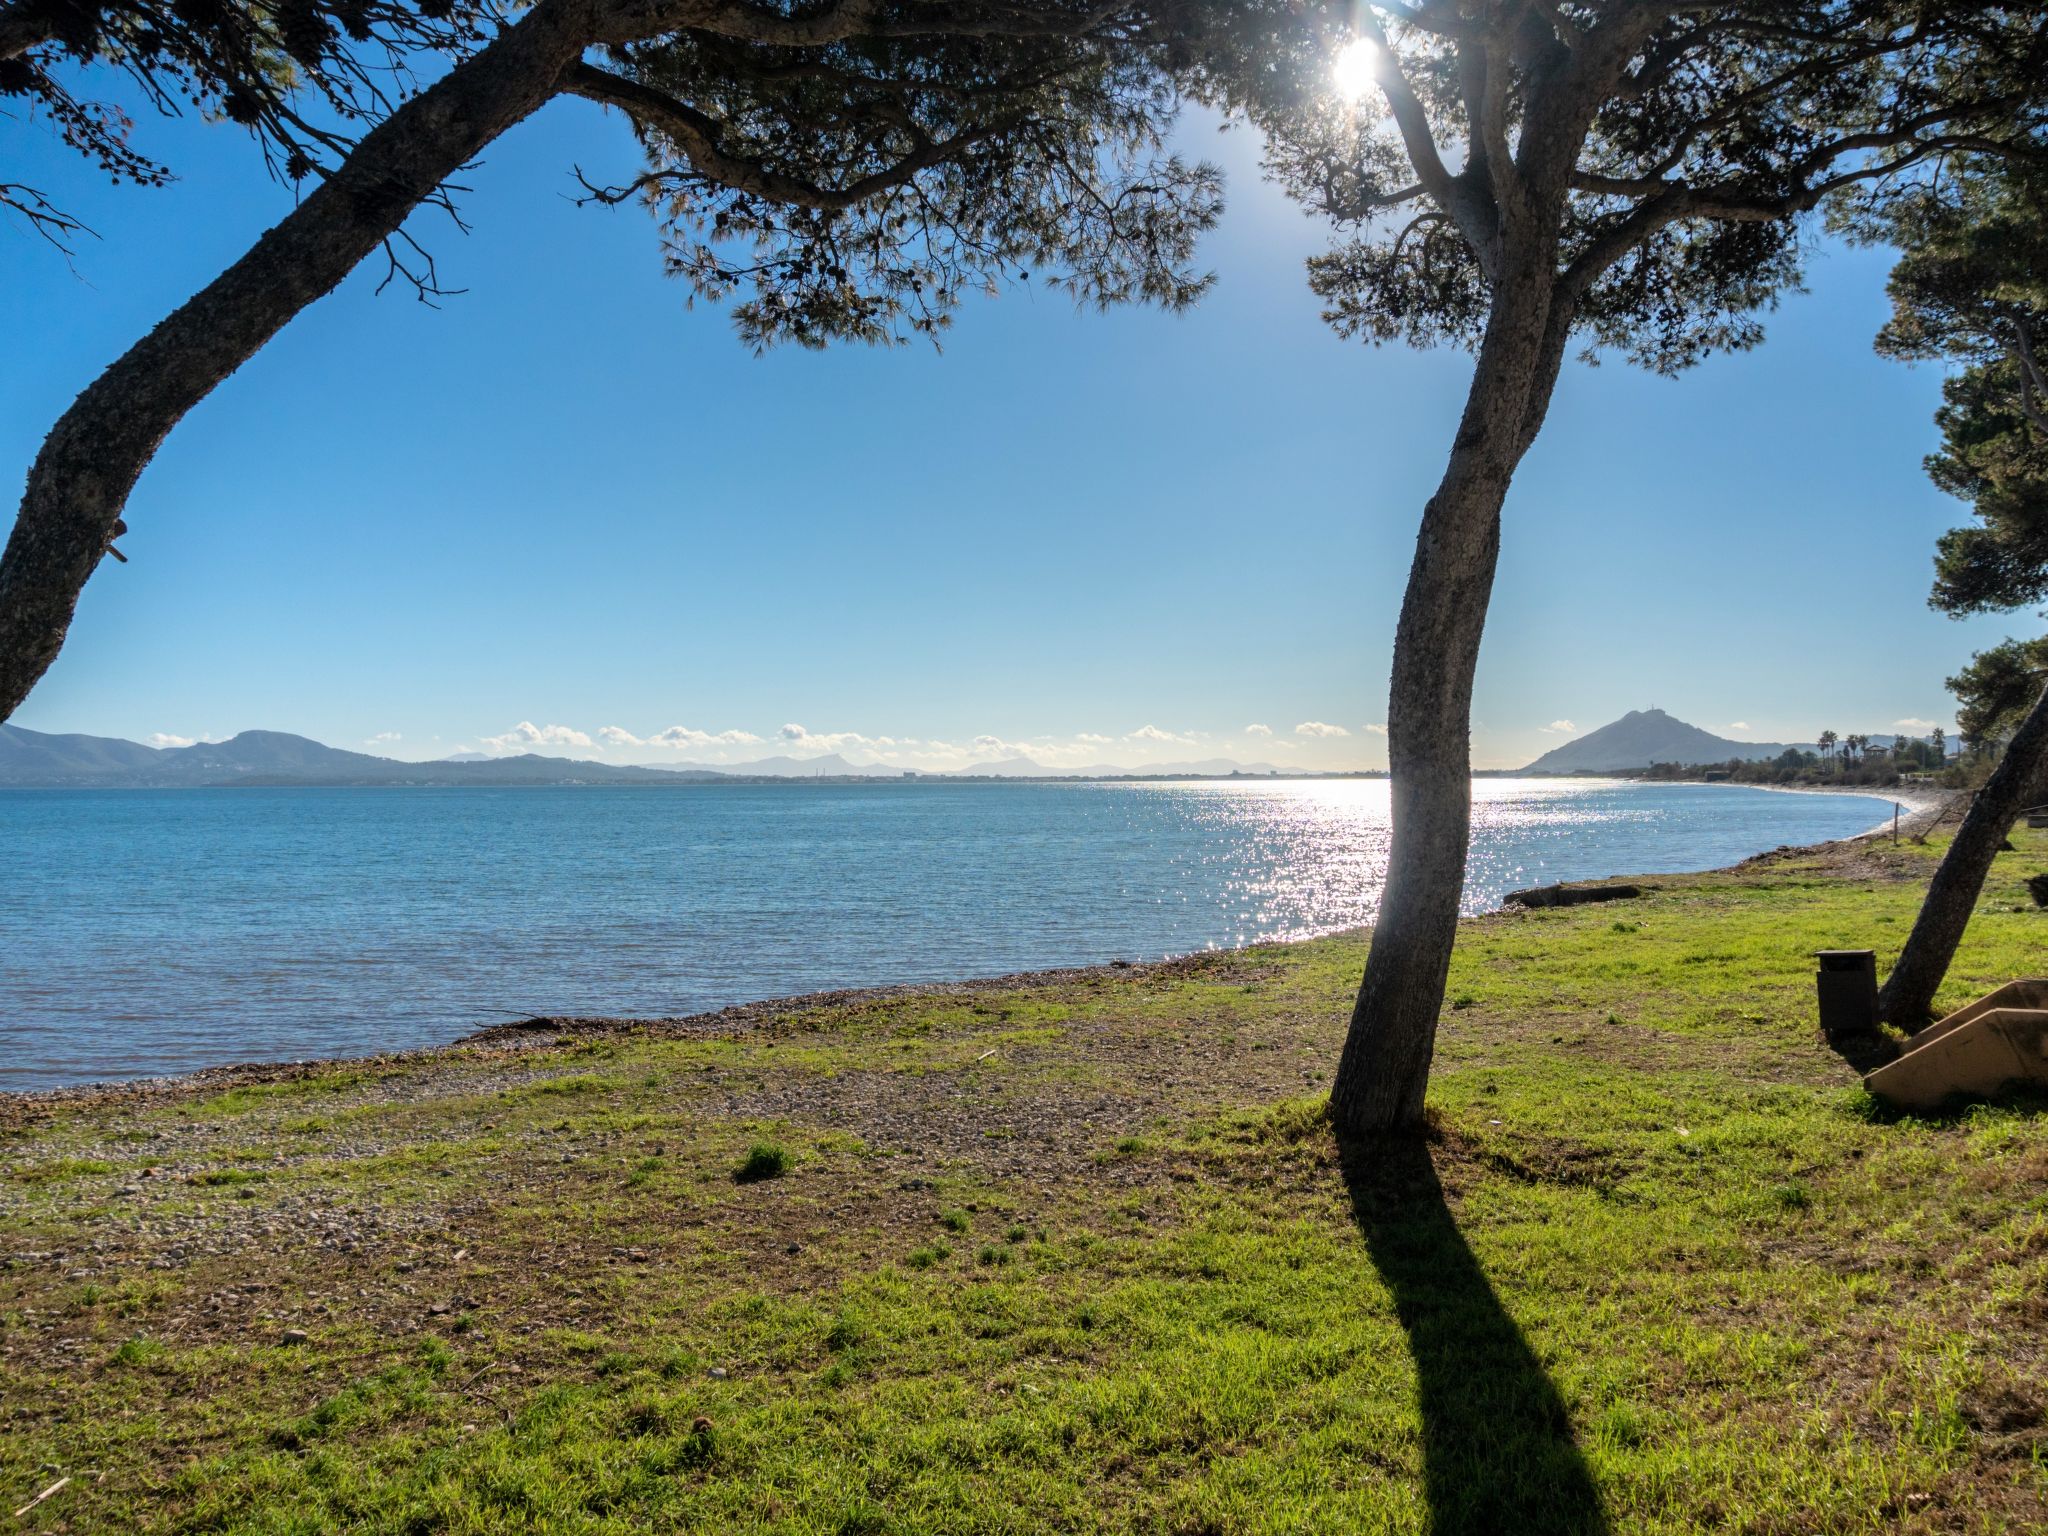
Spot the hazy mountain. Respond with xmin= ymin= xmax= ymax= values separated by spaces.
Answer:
xmin=0 ymin=724 xmax=163 ymax=783
xmin=945 ymin=756 xmax=1290 ymax=778
xmin=1522 ymin=710 xmax=1897 ymax=773
xmin=153 ymin=730 xmax=404 ymax=784
xmin=698 ymin=752 xmax=897 ymax=778
xmin=1 ymin=726 xmax=1324 ymax=787
xmin=949 ymin=757 xmax=1052 ymax=778
xmin=0 ymin=727 xmax=726 ymax=787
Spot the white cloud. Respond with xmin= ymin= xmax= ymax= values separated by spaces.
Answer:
xmin=148 ymin=732 xmax=196 ymax=749
xmin=1538 ymin=719 xmax=1578 ymax=735
xmin=1128 ymin=724 xmax=1195 ymax=745
xmin=1077 ymin=732 xmax=1112 ymax=745
xmin=1244 ymin=723 xmax=1273 ymax=737
xmin=1363 ymin=724 xmax=1388 ymax=736
xmin=777 ymin=724 xmax=912 ymax=757
xmin=1295 ymin=721 xmax=1350 ymax=738
xmin=647 ymin=726 xmax=763 ymax=750
xmin=597 ymin=726 xmax=642 ymax=747
xmin=366 ymin=731 xmax=401 ymax=745
xmin=1894 ymin=717 xmax=1939 ymax=732
xmin=482 ymin=721 xmax=593 ymax=754
xmin=971 ymin=734 xmax=1036 ymax=759
xmin=1727 ymin=722 xmax=1750 ymax=733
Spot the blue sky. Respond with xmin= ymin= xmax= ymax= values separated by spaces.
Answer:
xmin=2 ymin=85 xmax=2012 ymax=770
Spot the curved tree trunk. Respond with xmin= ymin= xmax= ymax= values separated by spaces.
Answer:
xmin=1877 ymin=677 xmax=2048 ymax=1027
xmin=0 ymin=0 xmax=597 ymax=723
xmin=1329 ymin=261 xmax=1569 ymax=1136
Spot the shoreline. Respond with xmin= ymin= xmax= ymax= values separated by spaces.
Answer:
xmin=1 ymin=780 xmax=1958 ymax=1114
xmin=1687 ymin=777 xmax=1957 ymax=835
xmin=7 ymin=797 xmax=2040 ymax=1530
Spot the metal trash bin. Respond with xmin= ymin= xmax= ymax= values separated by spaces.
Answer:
xmin=1816 ymin=950 xmax=1878 ymax=1038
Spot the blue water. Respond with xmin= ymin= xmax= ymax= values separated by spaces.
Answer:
xmin=0 ymin=779 xmax=1891 ymax=1089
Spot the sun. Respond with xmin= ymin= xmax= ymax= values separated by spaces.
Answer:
xmin=1332 ymin=36 xmax=1379 ymax=103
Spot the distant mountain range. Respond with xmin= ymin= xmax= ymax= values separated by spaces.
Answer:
xmin=0 ymin=726 xmax=1300 ymax=787
xmin=1521 ymin=709 xmax=1899 ymax=773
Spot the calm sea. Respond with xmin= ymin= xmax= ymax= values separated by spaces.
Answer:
xmin=1 ymin=779 xmax=1892 ymax=1089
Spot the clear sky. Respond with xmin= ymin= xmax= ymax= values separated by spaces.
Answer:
xmin=2 ymin=84 xmax=2012 ymax=771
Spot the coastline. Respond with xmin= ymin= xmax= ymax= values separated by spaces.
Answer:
xmin=6 ymin=821 xmax=2044 ymax=1532
xmin=0 ymin=779 xmax=1961 ymax=1115
xmin=1672 ymin=776 xmax=1957 ymax=836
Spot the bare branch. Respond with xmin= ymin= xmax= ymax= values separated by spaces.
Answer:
xmin=563 ymin=62 xmax=1000 ymax=211
xmin=0 ymin=180 xmax=94 ymax=255
xmin=1350 ymin=8 xmax=1484 ymax=245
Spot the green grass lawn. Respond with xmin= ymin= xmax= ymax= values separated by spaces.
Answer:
xmin=2 ymin=830 xmax=2045 ymax=1533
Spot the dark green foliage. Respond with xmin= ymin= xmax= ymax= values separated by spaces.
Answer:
xmin=1205 ymin=2 xmax=2048 ymax=375
xmin=579 ymin=9 xmax=1223 ymax=349
xmin=735 ymin=1141 xmax=792 ymax=1181
xmin=1947 ymin=637 xmax=2048 ymax=751
xmin=4 ymin=0 xmax=486 ymax=246
xmin=1877 ymin=159 xmax=2048 ymax=750
xmin=1893 ymin=157 xmax=2048 ymax=615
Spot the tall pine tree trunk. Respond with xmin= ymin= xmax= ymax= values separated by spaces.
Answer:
xmin=0 ymin=0 xmax=596 ymax=723
xmin=1877 ymin=677 xmax=2048 ymax=1027
xmin=1330 ymin=261 xmax=1567 ymax=1135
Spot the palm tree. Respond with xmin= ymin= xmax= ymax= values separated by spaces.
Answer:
xmin=1819 ymin=730 xmax=1838 ymax=771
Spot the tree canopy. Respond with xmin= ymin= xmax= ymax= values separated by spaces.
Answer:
xmin=1214 ymin=1 xmax=2048 ymax=377
xmin=572 ymin=13 xmax=1220 ymax=348
xmin=1 ymin=0 xmax=485 ymax=246
xmin=1877 ymin=160 xmax=2048 ymax=616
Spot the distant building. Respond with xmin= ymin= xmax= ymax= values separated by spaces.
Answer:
xmin=1702 ymin=768 xmax=1731 ymax=782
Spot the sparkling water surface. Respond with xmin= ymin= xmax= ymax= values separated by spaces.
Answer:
xmin=0 ymin=779 xmax=1893 ymax=1088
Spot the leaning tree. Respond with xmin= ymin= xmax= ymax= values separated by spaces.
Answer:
xmin=0 ymin=0 xmax=1222 ymax=720
xmin=1206 ymin=0 xmax=2047 ymax=1131
xmin=1872 ymin=157 xmax=2048 ymax=1025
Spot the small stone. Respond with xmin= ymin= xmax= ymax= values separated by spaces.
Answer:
xmin=690 ymin=1416 xmax=713 ymax=1434
xmin=118 ymin=1185 xmax=142 ymax=1196
xmin=784 ymin=1242 xmax=801 ymax=1255
xmin=279 ymin=1329 xmax=310 ymax=1346
xmin=707 ymin=1366 xmax=729 ymax=1380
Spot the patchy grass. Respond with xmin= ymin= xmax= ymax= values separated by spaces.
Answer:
xmin=2 ymin=831 xmax=2047 ymax=1532
xmin=735 ymin=1142 xmax=794 ymax=1182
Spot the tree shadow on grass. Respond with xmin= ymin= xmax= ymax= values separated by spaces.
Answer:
xmin=1339 ymin=1130 xmax=1609 ymax=1536
xmin=1823 ymin=1026 xmax=1902 ymax=1076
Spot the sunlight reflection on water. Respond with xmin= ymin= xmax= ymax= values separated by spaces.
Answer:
xmin=0 ymin=779 xmax=1890 ymax=1087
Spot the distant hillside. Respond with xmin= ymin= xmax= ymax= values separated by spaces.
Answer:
xmin=0 ymin=728 xmax=728 ymax=788
xmin=946 ymin=756 xmax=1288 ymax=778
xmin=0 ymin=725 xmax=1317 ymax=787
xmin=694 ymin=753 xmax=896 ymax=778
xmin=0 ymin=724 xmax=163 ymax=782
xmin=1521 ymin=711 xmax=1790 ymax=772
xmin=1522 ymin=710 xmax=1897 ymax=773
